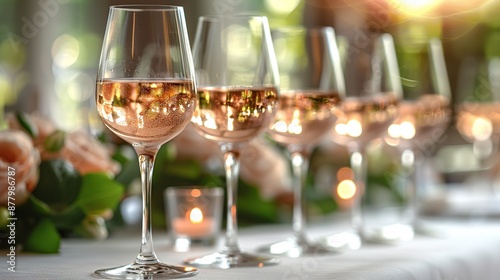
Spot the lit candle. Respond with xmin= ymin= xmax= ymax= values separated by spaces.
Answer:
xmin=172 ymin=207 xmax=215 ymax=238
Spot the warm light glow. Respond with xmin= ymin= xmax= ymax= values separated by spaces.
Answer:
xmin=288 ymin=110 xmax=303 ymax=134
xmin=387 ymin=124 xmax=401 ymax=138
xmin=273 ymin=120 xmax=288 ymax=133
xmin=347 ymin=119 xmax=362 ymax=137
xmin=191 ymin=189 xmax=201 ymax=198
xmin=387 ymin=121 xmax=415 ymax=140
xmin=334 ymin=123 xmax=347 ymax=135
xmin=189 ymin=207 xmax=203 ymax=224
xmin=334 ymin=119 xmax=363 ymax=137
xmin=400 ymin=121 xmax=416 ymax=140
xmin=396 ymin=0 xmax=444 ymax=16
xmin=337 ymin=180 xmax=356 ymax=200
xmin=203 ymin=112 xmax=217 ymax=129
xmin=51 ymin=34 xmax=80 ymax=69
xmin=337 ymin=167 xmax=354 ymax=181
xmin=471 ymin=117 xmax=492 ymax=141
xmin=264 ymin=0 xmax=301 ymax=15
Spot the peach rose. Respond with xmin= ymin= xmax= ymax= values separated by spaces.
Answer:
xmin=60 ymin=130 xmax=120 ymax=175
xmin=7 ymin=112 xmax=56 ymax=146
xmin=7 ymin=112 xmax=120 ymax=176
xmin=0 ymin=130 xmax=40 ymax=206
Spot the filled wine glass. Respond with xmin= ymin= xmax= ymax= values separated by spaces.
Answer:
xmin=94 ymin=5 xmax=198 ymax=279
xmin=256 ymin=26 xmax=344 ymax=257
xmin=456 ymin=57 xmax=500 ymax=194
xmin=186 ymin=15 xmax=280 ymax=268
xmin=323 ymin=33 xmax=401 ymax=246
xmin=384 ymin=38 xmax=452 ymax=237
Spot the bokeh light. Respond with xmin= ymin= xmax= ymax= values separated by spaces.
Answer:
xmin=337 ymin=180 xmax=356 ymax=200
xmin=51 ymin=34 xmax=80 ymax=69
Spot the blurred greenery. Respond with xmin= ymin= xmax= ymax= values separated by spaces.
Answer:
xmin=1 ymin=159 xmax=124 ymax=253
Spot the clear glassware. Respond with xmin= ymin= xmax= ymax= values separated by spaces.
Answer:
xmin=456 ymin=57 xmax=500 ymax=195
xmin=384 ymin=38 xmax=452 ymax=237
xmin=323 ymin=33 xmax=402 ymax=246
xmin=256 ymin=26 xmax=345 ymax=257
xmin=93 ymin=5 xmax=198 ymax=279
xmin=186 ymin=15 xmax=280 ymax=268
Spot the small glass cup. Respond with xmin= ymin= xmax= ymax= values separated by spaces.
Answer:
xmin=165 ymin=187 xmax=223 ymax=252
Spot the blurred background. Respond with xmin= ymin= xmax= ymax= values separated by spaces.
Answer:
xmin=2 ymin=0 xmax=499 ymax=128
xmin=2 ymin=0 xmax=500 ymax=225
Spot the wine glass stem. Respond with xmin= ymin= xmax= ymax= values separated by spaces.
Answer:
xmin=135 ymin=151 xmax=160 ymax=265
xmin=290 ymin=150 xmax=309 ymax=243
xmin=400 ymin=148 xmax=418 ymax=227
xmin=221 ymin=149 xmax=242 ymax=255
xmin=349 ymin=149 xmax=367 ymax=233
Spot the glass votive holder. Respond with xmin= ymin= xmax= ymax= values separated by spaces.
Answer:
xmin=165 ymin=187 xmax=223 ymax=252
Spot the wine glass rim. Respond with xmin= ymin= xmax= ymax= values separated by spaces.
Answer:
xmin=199 ymin=14 xmax=268 ymax=22
xmin=110 ymin=4 xmax=184 ymax=12
xmin=272 ymin=25 xmax=334 ymax=32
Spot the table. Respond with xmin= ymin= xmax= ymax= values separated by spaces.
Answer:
xmin=2 ymin=216 xmax=500 ymax=280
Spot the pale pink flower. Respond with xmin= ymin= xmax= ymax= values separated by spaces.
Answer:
xmin=0 ymin=130 xmax=40 ymax=206
xmin=7 ymin=112 xmax=120 ymax=176
xmin=60 ymin=130 xmax=120 ymax=175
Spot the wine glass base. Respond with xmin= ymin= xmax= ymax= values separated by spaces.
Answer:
xmin=360 ymin=223 xmax=414 ymax=245
xmin=93 ymin=262 xmax=198 ymax=279
xmin=317 ymin=231 xmax=362 ymax=251
xmin=184 ymin=251 xmax=280 ymax=269
xmin=413 ymin=220 xmax=448 ymax=238
xmin=257 ymin=236 xmax=346 ymax=258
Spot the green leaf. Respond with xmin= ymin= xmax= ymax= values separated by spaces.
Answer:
xmin=113 ymin=147 xmax=139 ymax=186
xmin=28 ymin=195 xmax=55 ymax=216
xmin=50 ymin=207 xmax=86 ymax=231
xmin=15 ymin=111 xmax=38 ymax=138
xmin=76 ymin=173 xmax=124 ymax=215
xmin=0 ymin=207 xmax=8 ymax=228
xmin=23 ymin=219 xmax=61 ymax=254
xmin=32 ymin=160 xmax=82 ymax=211
xmin=44 ymin=130 xmax=66 ymax=152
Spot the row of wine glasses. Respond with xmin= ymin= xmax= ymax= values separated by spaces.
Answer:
xmin=93 ymin=4 xmax=456 ymax=279
xmin=94 ymin=6 xmax=281 ymax=278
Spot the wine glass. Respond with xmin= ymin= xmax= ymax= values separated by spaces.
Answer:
xmin=384 ymin=38 xmax=452 ymax=237
xmin=186 ymin=15 xmax=280 ymax=268
xmin=256 ymin=26 xmax=344 ymax=257
xmin=456 ymin=57 xmax=500 ymax=194
xmin=323 ymin=33 xmax=401 ymax=246
xmin=94 ymin=5 xmax=198 ymax=279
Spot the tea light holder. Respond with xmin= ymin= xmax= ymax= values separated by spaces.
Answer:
xmin=165 ymin=187 xmax=223 ymax=252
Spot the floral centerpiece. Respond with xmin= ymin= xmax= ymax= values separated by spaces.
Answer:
xmin=0 ymin=112 xmax=124 ymax=253
xmin=0 ymin=110 xmax=346 ymax=254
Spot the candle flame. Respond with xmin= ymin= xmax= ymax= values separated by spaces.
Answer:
xmin=189 ymin=207 xmax=203 ymax=224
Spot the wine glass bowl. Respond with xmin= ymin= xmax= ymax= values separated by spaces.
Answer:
xmin=186 ymin=15 xmax=280 ymax=268
xmin=456 ymin=101 xmax=500 ymax=167
xmin=191 ymin=86 xmax=278 ymax=143
xmin=333 ymin=94 xmax=399 ymax=149
xmin=97 ymin=81 xmax=195 ymax=146
xmin=93 ymin=5 xmax=197 ymax=279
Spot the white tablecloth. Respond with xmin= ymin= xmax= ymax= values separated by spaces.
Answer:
xmin=2 ymin=217 xmax=500 ymax=280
